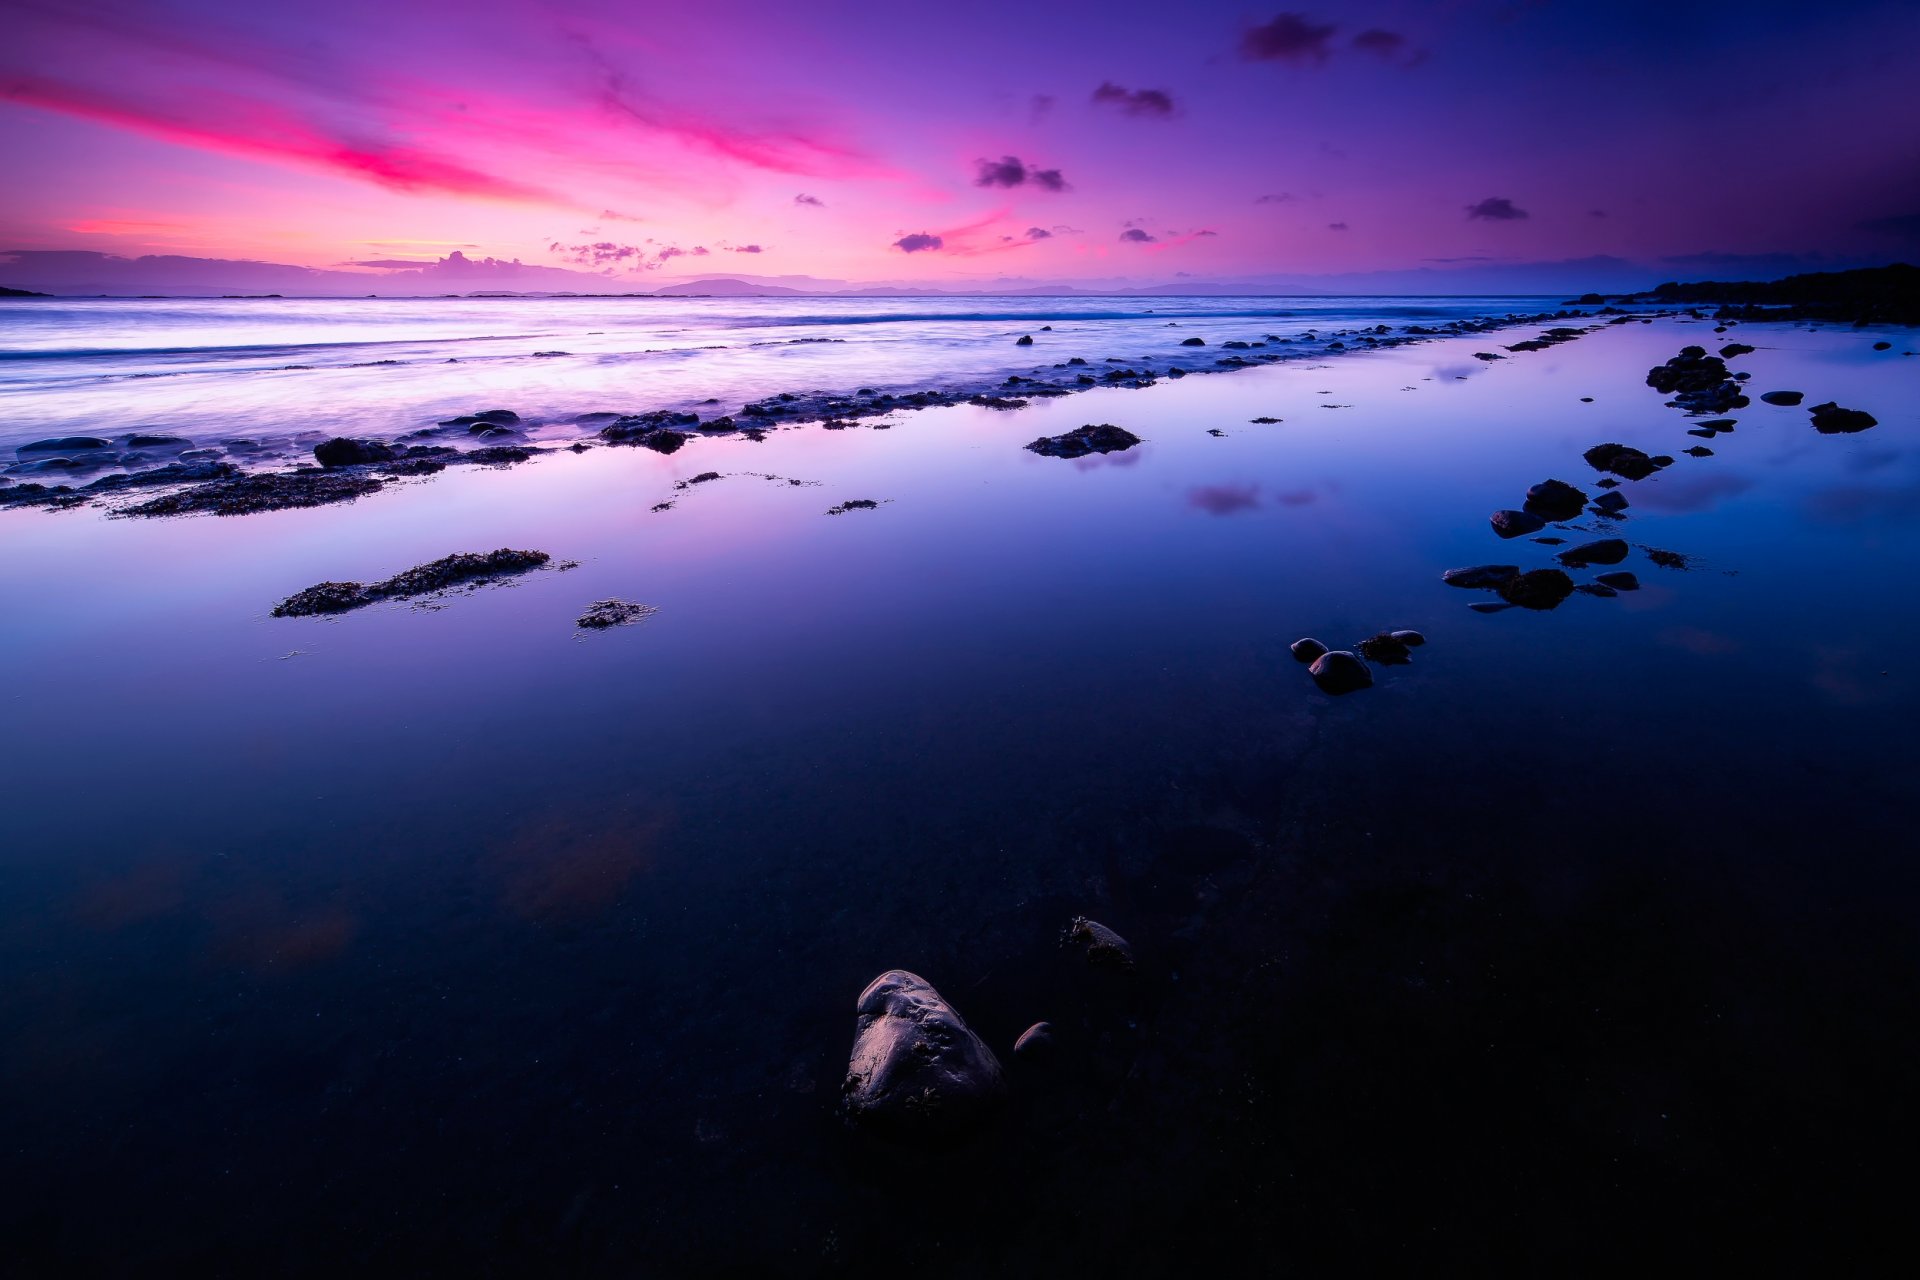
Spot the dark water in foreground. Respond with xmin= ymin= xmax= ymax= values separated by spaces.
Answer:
xmin=1 ymin=317 xmax=1916 ymax=1273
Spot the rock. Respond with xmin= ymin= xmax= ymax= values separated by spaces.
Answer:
xmin=1468 ymin=601 xmax=1515 ymax=614
xmin=842 ymin=971 xmax=1006 ymax=1140
xmin=1015 ymin=334 xmax=1034 ymax=346
xmin=1024 ymin=424 xmax=1142 ymax=459
xmin=1646 ymin=349 xmax=1730 ymax=395
xmin=1490 ymin=509 xmax=1545 ymax=539
xmin=1873 ymin=341 xmax=1892 ymax=350
xmin=576 ymin=599 xmax=656 ymax=629
xmin=1594 ymin=491 xmax=1629 ymax=513
xmin=826 ymin=499 xmax=880 ymax=515
xmin=1809 ymin=402 xmax=1877 ymax=434
xmin=1685 ymin=445 xmax=1714 ymax=457
xmin=1442 ymin=564 xmax=1520 ymax=589
xmin=271 ymin=548 xmax=550 ymax=617
xmin=468 ymin=421 xmax=519 ymax=435
xmin=1308 ymin=650 xmax=1373 ymax=694
xmin=1697 ymin=418 xmax=1737 ymax=431
xmin=1180 ymin=337 xmax=1206 ymax=346
xmin=1524 ymin=479 xmax=1588 ymax=521
xmin=1595 ymin=571 xmax=1640 ymax=590
xmin=1760 ymin=390 xmax=1803 ymax=406
xmin=124 ymin=470 xmax=383 ymax=517
xmin=439 ymin=408 xmax=521 ymax=427
xmin=1290 ymin=637 xmax=1328 ymax=663
xmin=1719 ymin=343 xmax=1755 ymax=358
xmin=1354 ymin=632 xmax=1413 ymax=665
xmin=1557 ymin=538 xmax=1628 ymax=567
xmin=1576 ymin=583 xmax=1617 ymax=597
xmin=18 ymin=436 xmax=110 ymax=455
xmin=1497 ymin=568 xmax=1575 ymax=610
xmin=125 ymin=434 xmax=192 ymax=449
xmin=1389 ymin=629 xmax=1426 ymax=646
xmin=1583 ymin=443 xmax=1658 ymax=481
xmin=1063 ymin=917 xmax=1136 ymax=970
xmin=314 ymin=437 xmax=396 ymax=467
xmin=1013 ymin=1022 xmax=1055 ymax=1061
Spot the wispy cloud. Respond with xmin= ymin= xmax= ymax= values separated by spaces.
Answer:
xmin=1091 ymin=82 xmax=1175 ymax=117
xmin=1466 ymin=196 xmax=1529 ymax=221
xmin=974 ymin=155 xmax=1069 ymax=191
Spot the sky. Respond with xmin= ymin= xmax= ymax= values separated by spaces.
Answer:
xmin=3 ymin=0 xmax=1918 ymax=293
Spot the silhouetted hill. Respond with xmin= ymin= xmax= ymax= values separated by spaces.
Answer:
xmin=1636 ymin=263 xmax=1916 ymax=324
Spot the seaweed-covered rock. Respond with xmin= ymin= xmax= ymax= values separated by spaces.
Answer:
xmin=1646 ymin=348 xmax=1730 ymax=395
xmin=1809 ymin=402 xmax=1877 ymax=434
xmin=576 ymin=599 xmax=656 ymax=629
xmin=1063 ymin=917 xmax=1136 ymax=970
xmin=1490 ymin=509 xmax=1545 ymax=539
xmin=1308 ymin=650 xmax=1373 ymax=694
xmin=842 ymin=971 xmax=1006 ymax=1140
xmin=124 ymin=470 xmax=386 ymax=518
xmin=1355 ymin=632 xmax=1417 ymax=665
xmin=1024 ymin=424 xmax=1141 ymax=459
xmin=272 ymin=548 xmax=550 ymax=617
xmin=1497 ymin=568 xmax=1575 ymax=610
xmin=314 ymin=437 xmax=396 ymax=467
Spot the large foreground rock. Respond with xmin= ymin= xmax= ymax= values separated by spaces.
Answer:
xmin=842 ymin=971 xmax=1006 ymax=1139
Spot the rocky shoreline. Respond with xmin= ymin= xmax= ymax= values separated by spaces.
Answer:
xmin=1 ymin=304 xmax=1631 ymax=517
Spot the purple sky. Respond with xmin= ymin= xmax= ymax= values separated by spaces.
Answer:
xmin=2 ymin=0 xmax=1917 ymax=291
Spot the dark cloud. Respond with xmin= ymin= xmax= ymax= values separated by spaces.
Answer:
xmin=1119 ymin=228 xmax=1157 ymax=243
xmin=550 ymin=239 xmax=641 ymax=266
xmin=731 ymin=244 xmax=764 ymax=253
xmin=1029 ymin=93 xmax=1056 ymax=123
xmin=793 ymin=193 xmax=825 ymax=207
xmin=1090 ymin=82 xmax=1176 ymax=118
xmin=656 ymin=246 xmax=687 ymax=260
xmin=1352 ymin=29 xmax=1406 ymax=57
xmin=1025 ymin=226 xmax=1053 ymax=240
xmin=893 ymin=233 xmax=944 ymax=253
xmin=974 ymin=155 xmax=1068 ymax=191
xmin=1466 ymin=196 xmax=1529 ymax=221
xmin=1255 ymin=192 xmax=1296 ymax=204
xmin=1857 ymin=212 xmax=1920 ymax=243
xmin=1241 ymin=13 xmax=1337 ymax=64
xmin=1327 ymin=221 xmax=1349 ymax=231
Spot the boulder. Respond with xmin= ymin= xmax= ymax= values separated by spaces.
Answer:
xmin=1523 ymin=479 xmax=1588 ymax=520
xmin=313 ymin=437 xmax=397 ymax=467
xmin=1583 ymin=443 xmax=1658 ymax=480
xmin=19 ymin=436 xmax=110 ymax=455
xmin=1308 ymin=650 xmax=1373 ymax=694
xmin=842 ymin=971 xmax=1006 ymax=1139
xmin=1180 ymin=337 xmax=1206 ymax=346
xmin=1015 ymin=334 xmax=1034 ymax=346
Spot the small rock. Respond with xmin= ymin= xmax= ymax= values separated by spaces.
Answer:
xmin=1490 ymin=509 xmax=1545 ymax=539
xmin=314 ymin=437 xmax=396 ymax=467
xmin=1024 ymin=424 xmax=1142 ymax=459
xmin=1497 ymin=568 xmax=1575 ymax=610
xmin=18 ymin=436 xmax=110 ymax=455
xmin=1013 ymin=1023 xmax=1055 ymax=1061
xmin=1809 ymin=402 xmax=1877 ymax=434
xmin=1583 ymin=443 xmax=1658 ymax=481
xmin=1308 ymin=650 xmax=1373 ymax=694
xmin=1759 ymin=390 xmax=1803 ymax=406
xmin=1593 ymin=491 xmax=1629 ymax=513
xmin=1063 ymin=917 xmax=1136 ymax=970
xmin=1576 ymin=583 xmax=1617 ymax=597
xmin=1719 ymin=343 xmax=1755 ymax=358
xmin=1015 ymin=334 xmax=1034 ymax=346
xmin=576 ymin=599 xmax=656 ymax=629
xmin=1685 ymin=445 xmax=1713 ymax=457
xmin=1180 ymin=337 xmax=1206 ymax=346
xmin=1389 ymin=629 xmax=1426 ymax=646
xmin=1595 ymin=571 xmax=1640 ymax=590
xmin=1557 ymin=538 xmax=1629 ymax=567
xmin=1468 ymin=601 xmax=1515 ymax=614
xmin=1524 ymin=479 xmax=1588 ymax=521
xmin=1873 ymin=341 xmax=1892 ymax=351
xmin=1354 ymin=633 xmax=1413 ymax=665
xmin=1290 ymin=637 xmax=1328 ymax=663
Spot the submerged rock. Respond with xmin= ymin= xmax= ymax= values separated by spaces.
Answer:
xmin=18 ymin=436 xmax=110 ymax=455
xmin=1309 ymin=650 xmax=1374 ymax=694
xmin=1497 ymin=568 xmax=1575 ymax=610
xmin=1809 ymin=402 xmax=1877 ymax=434
xmin=576 ymin=599 xmax=656 ymax=629
xmin=1442 ymin=564 xmax=1520 ymax=589
xmin=1024 ymin=423 xmax=1142 ymax=459
xmin=124 ymin=470 xmax=385 ymax=517
xmin=842 ymin=971 xmax=1006 ymax=1140
xmin=1063 ymin=917 xmax=1136 ymax=970
xmin=1595 ymin=571 xmax=1640 ymax=590
xmin=1490 ymin=509 xmax=1545 ymax=539
xmin=1355 ymin=632 xmax=1415 ymax=665
xmin=272 ymin=548 xmax=551 ymax=617
xmin=1593 ymin=491 xmax=1630 ymax=513
xmin=1558 ymin=538 xmax=1629 ymax=567
xmin=314 ymin=437 xmax=396 ymax=468
xmin=1290 ymin=637 xmax=1328 ymax=663
xmin=826 ymin=499 xmax=880 ymax=515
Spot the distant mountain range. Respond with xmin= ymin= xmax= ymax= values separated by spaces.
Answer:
xmin=0 ymin=248 xmax=1899 ymax=300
